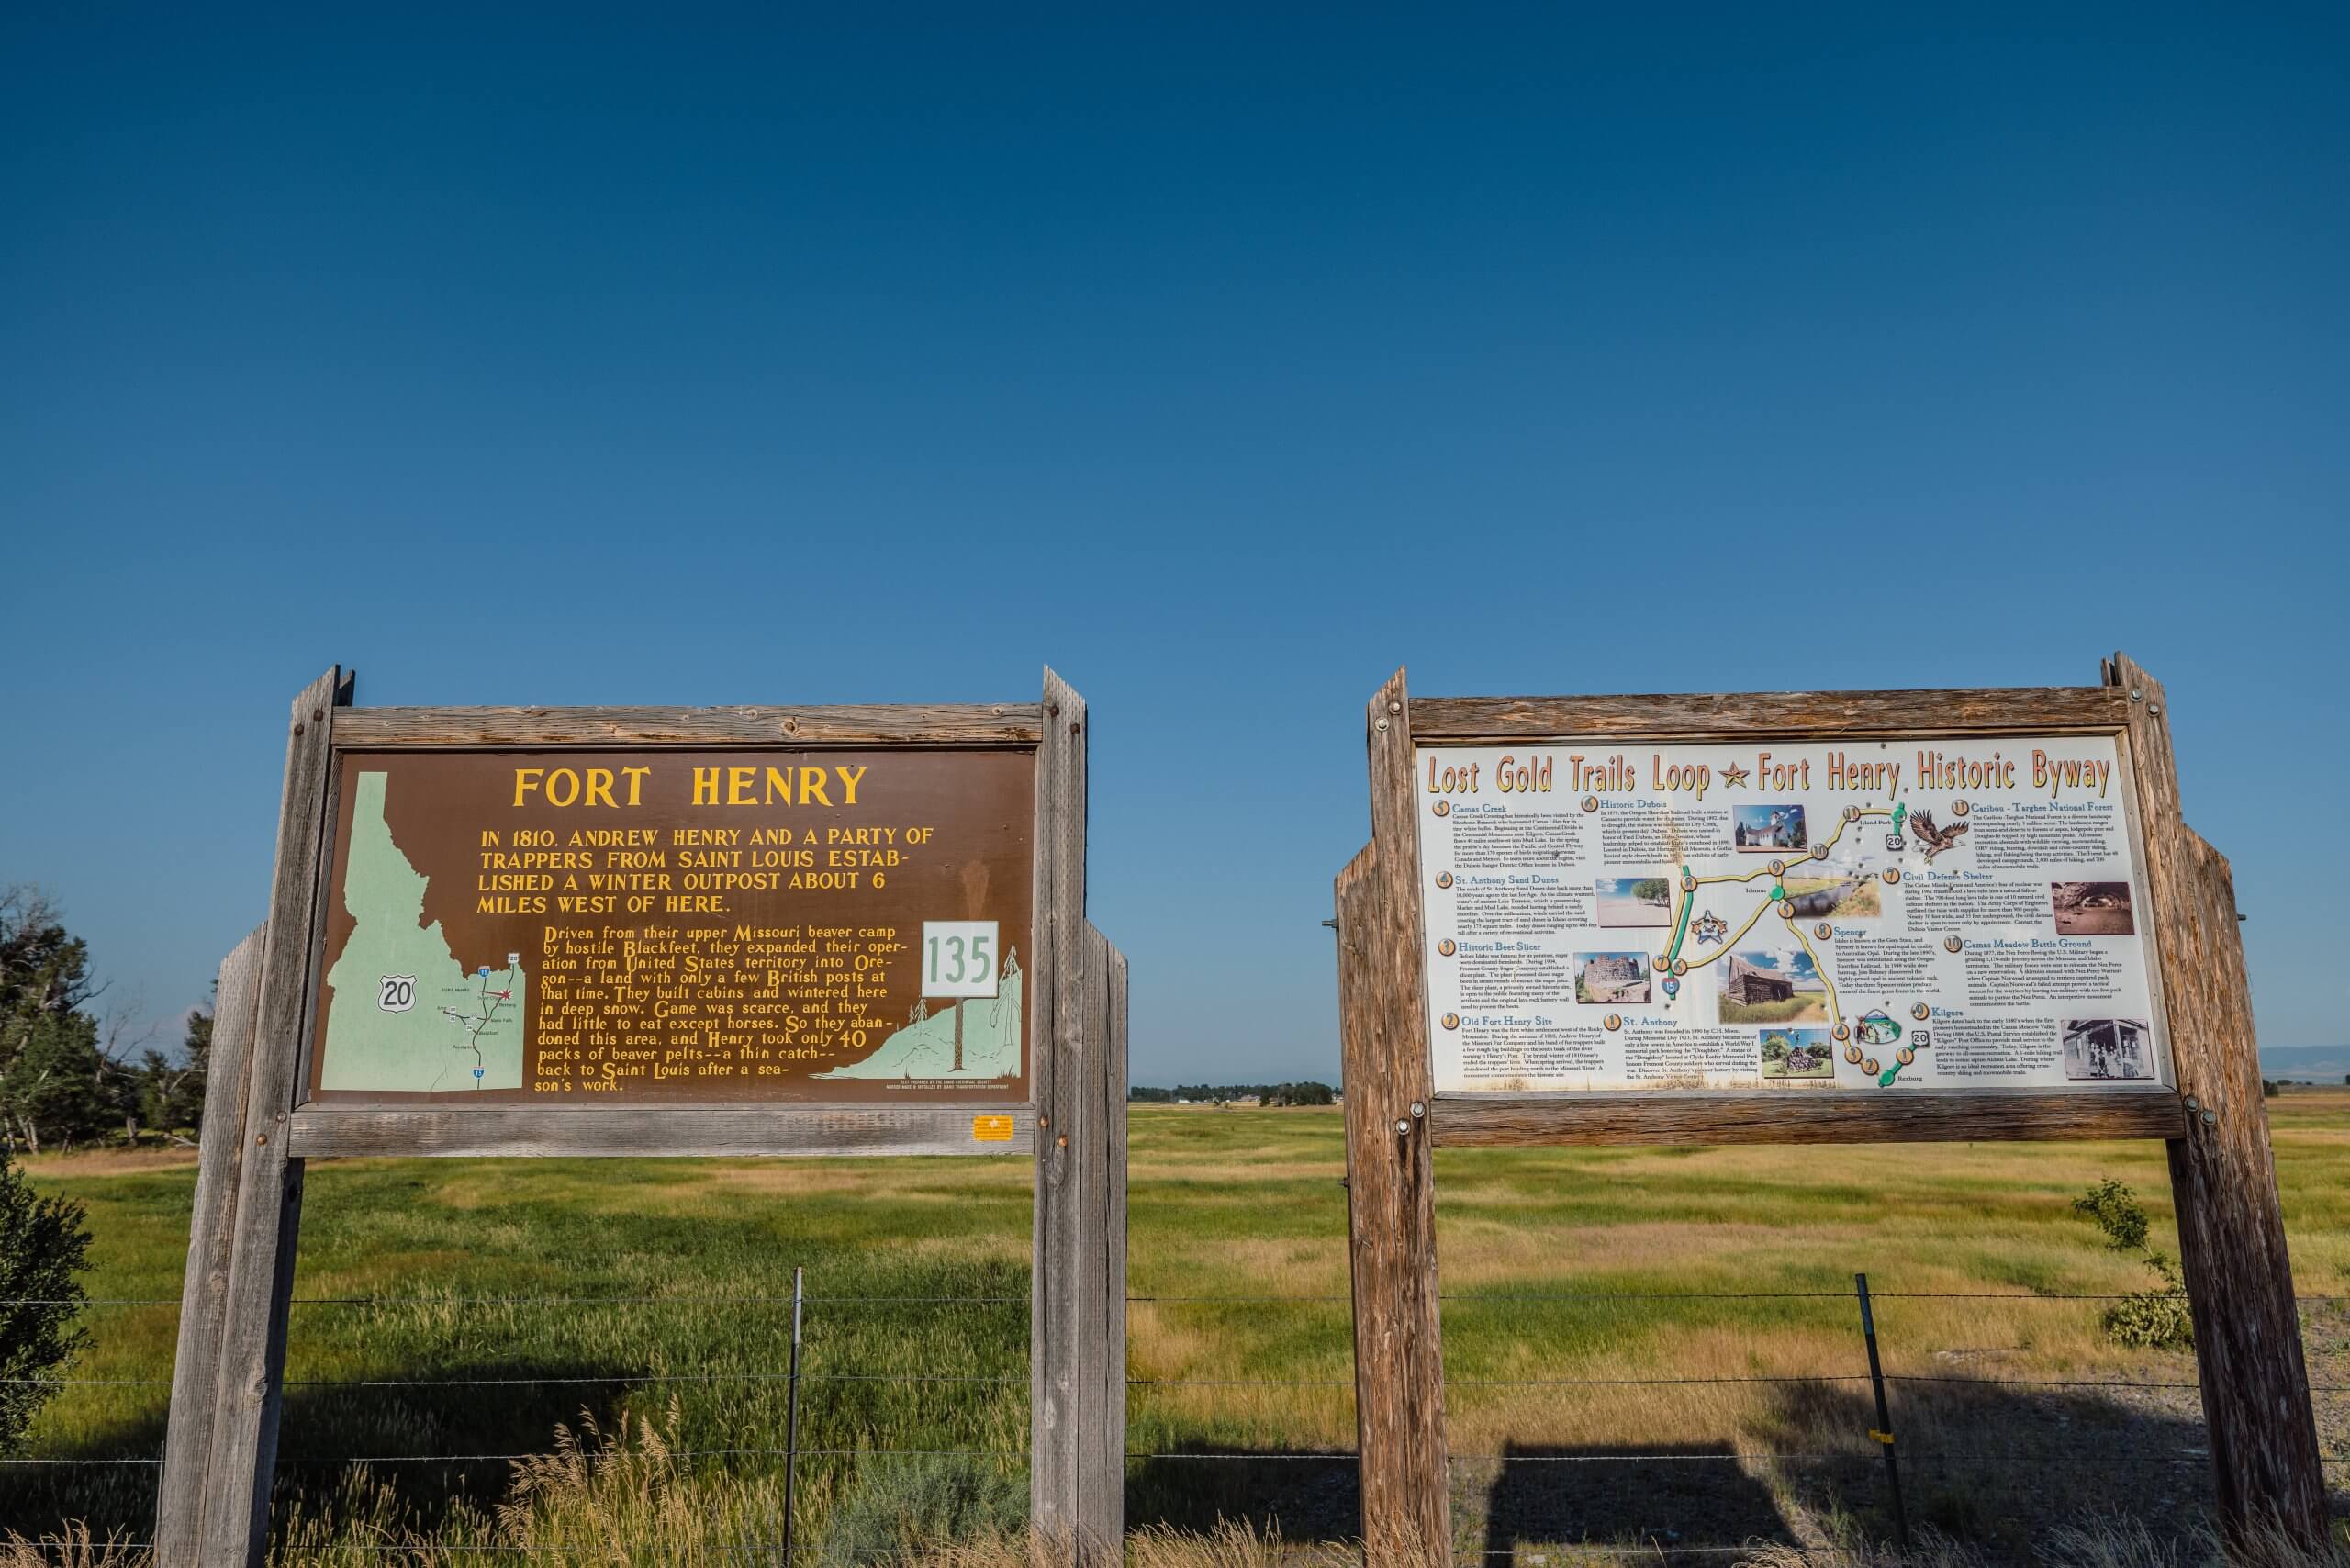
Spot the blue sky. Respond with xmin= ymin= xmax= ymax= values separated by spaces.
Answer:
xmin=4 ymin=6 xmax=2344 ymax=1081
xmin=1729 ymin=953 xmax=1823 ymax=987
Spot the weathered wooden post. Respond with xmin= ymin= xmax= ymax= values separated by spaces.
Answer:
xmin=2105 ymin=653 xmax=2325 ymax=1543
xmin=1336 ymin=671 xmax=1453 ymax=1564
xmin=152 ymin=924 xmax=263 ymax=1562
xmin=1030 ymin=670 xmax=1131 ymax=1565
xmin=156 ymin=666 xmax=348 ymax=1566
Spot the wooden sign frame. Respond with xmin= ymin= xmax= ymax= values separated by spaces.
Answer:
xmin=1334 ymin=653 xmax=2325 ymax=1559
xmin=160 ymin=667 xmax=1127 ymax=1567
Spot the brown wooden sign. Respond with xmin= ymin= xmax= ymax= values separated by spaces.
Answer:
xmin=1334 ymin=654 xmax=2326 ymax=1561
xmin=308 ymin=747 xmax=1035 ymax=1107
xmin=161 ymin=671 xmax=1127 ymax=1568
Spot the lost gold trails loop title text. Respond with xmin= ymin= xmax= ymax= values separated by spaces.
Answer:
xmin=1425 ymin=747 xmax=2114 ymax=801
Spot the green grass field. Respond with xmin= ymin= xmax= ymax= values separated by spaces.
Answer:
xmin=1716 ymin=993 xmax=1830 ymax=1025
xmin=9 ymin=1094 xmax=2349 ymax=1561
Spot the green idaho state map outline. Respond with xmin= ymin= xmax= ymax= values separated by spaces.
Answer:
xmin=321 ymin=771 xmax=526 ymax=1092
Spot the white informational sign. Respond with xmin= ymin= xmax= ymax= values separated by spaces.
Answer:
xmin=1416 ymin=736 xmax=2167 ymax=1093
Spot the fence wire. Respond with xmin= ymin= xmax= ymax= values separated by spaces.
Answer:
xmin=6 ymin=1276 xmax=2344 ymax=1568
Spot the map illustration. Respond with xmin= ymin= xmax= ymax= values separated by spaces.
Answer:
xmin=1419 ymin=736 xmax=2163 ymax=1093
xmin=814 ymin=950 xmax=1022 ymax=1081
xmin=321 ymin=771 xmax=527 ymax=1092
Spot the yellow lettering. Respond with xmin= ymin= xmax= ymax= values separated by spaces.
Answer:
xmin=764 ymin=766 xmax=795 ymax=804
xmin=799 ymin=766 xmax=833 ymax=806
xmin=692 ymin=767 xmax=720 ymax=806
xmin=513 ymin=767 xmax=544 ymax=806
xmin=545 ymin=768 xmax=580 ymax=807
xmin=585 ymin=768 xmax=616 ymax=808
xmin=728 ymin=767 xmax=758 ymax=806
xmin=835 ymin=764 xmax=866 ymax=805
xmin=621 ymin=766 xmax=650 ymax=806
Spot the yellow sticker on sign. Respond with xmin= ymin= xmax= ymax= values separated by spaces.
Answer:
xmin=972 ymin=1114 xmax=1014 ymax=1143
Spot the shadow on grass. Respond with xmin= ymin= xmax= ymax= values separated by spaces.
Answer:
xmin=1128 ymin=1444 xmax=1361 ymax=1542
xmin=1129 ymin=1378 xmax=2232 ymax=1559
xmin=1472 ymin=1439 xmax=1805 ymax=1563
xmin=2 ymin=1356 xmax=632 ymax=1545
xmin=1752 ymin=1377 xmax=2221 ymax=1550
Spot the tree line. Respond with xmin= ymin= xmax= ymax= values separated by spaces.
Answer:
xmin=1129 ymin=1081 xmax=1336 ymax=1105
xmin=1 ymin=886 xmax=210 ymax=1155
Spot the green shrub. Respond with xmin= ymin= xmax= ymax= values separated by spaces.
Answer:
xmin=0 ymin=1144 xmax=92 ymax=1453
xmin=813 ymin=1450 xmax=1028 ymax=1566
xmin=2101 ymin=1249 xmax=2194 ymax=1351
xmin=2071 ymin=1178 xmax=2150 ymax=1252
xmin=2072 ymin=1178 xmax=2191 ymax=1351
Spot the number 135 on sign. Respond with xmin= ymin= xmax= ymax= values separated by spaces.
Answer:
xmin=923 ymin=922 xmax=1000 ymax=998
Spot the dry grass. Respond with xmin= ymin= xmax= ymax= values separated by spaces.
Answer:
xmin=12 ymin=1100 xmax=2350 ymax=1561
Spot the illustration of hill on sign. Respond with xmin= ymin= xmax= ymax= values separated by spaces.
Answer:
xmin=816 ymin=952 xmax=1023 ymax=1081
xmin=323 ymin=771 xmax=527 ymax=1092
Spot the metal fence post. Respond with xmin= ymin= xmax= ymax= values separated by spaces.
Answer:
xmin=782 ymin=1266 xmax=805 ymax=1566
xmin=1853 ymin=1272 xmax=1909 ymax=1551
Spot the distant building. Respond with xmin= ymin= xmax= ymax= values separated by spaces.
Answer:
xmin=2064 ymin=1018 xmax=2152 ymax=1081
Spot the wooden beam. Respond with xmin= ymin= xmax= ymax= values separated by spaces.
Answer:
xmin=1098 ymin=931 xmax=1128 ymax=1558
xmin=286 ymin=1103 xmax=1035 ymax=1159
xmin=2108 ymin=652 xmax=2326 ymax=1544
xmin=199 ymin=666 xmax=350 ymax=1566
xmin=1408 ymin=685 xmax=2127 ymax=743
xmin=154 ymin=924 xmax=265 ymax=1564
xmin=1030 ymin=668 xmax=1125 ymax=1563
xmin=1432 ymin=1087 xmax=2185 ymax=1147
xmin=1340 ymin=666 xmax=1452 ymax=1567
xmin=1071 ymin=924 xmax=1127 ymax=1561
xmin=331 ymin=702 xmax=1042 ymax=748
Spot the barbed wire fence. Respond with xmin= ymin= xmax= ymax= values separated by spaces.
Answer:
xmin=3 ymin=1283 xmax=2344 ymax=1562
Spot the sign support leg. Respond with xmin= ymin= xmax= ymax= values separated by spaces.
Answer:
xmin=1340 ymin=667 xmax=1453 ymax=1566
xmin=2108 ymin=653 xmax=2325 ymax=1546
xmin=1030 ymin=672 xmax=1126 ymax=1565
xmin=154 ymin=926 xmax=265 ymax=1564
xmin=188 ymin=666 xmax=348 ymax=1566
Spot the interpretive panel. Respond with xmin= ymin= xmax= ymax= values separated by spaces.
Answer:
xmin=1416 ymin=736 xmax=2165 ymax=1092
xmin=306 ymin=749 xmax=1033 ymax=1104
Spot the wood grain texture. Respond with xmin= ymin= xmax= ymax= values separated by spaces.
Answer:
xmin=285 ymin=1103 xmax=1035 ymax=1159
xmin=2108 ymin=652 xmax=2325 ymax=1543
xmin=1098 ymin=933 xmax=1128 ymax=1560
xmin=332 ymin=703 xmax=1042 ymax=747
xmin=1070 ymin=924 xmax=1125 ymax=1562
xmin=1432 ymin=1087 xmax=2185 ymax=1147
xmin=154 ymin=925 xmax=265 ymax=1565
xmin=201 ymin=666 xmax=348 ymax=1567
xmin=1340 ymin=666 xmax=1453 ymax=1567
xmin=1029 ymin=667 xmax=1104 ymax=1561
xmin=1408 ymin=685 xmax=2128 ymax=743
